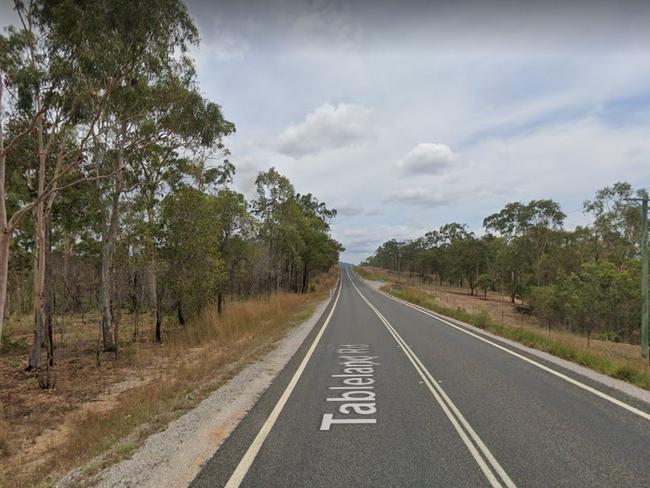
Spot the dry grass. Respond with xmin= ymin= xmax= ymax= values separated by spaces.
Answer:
xmin=0 ymin=269 xmax=338 ymax=488
xmin=0 ymin=402 xmax=7 ymax=457
xmin=358 ymin=266 xmax=650 ymax=389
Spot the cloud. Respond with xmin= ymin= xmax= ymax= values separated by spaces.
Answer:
xmin=396 ymin=143 xmax=456 ymax=175
xmin=334 ymin=223 xmax=429 ymax=262
xmin=384 ymin=187 xmax=450 ymax=208
xmin=277 ymin=103 xmax=371 ymax=157
xmin=335 ymin=204 xmax=383 ymax=217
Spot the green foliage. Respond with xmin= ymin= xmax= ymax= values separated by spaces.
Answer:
xmin=0 ymin=0 xmax=343 ymax=372
xmin=252 ymin=168 xmax=343 ymax=293
xmin=476 ymin=274 xmax=493 ymax=299
xmin=383 ymin=284 xmax=650 ymax=390
xmin=529 ymin=261 xmax=639 ymax=341
xmin=160 ymin=188 xmax=225 ymax=319
xmin=365 ymin=184 xmax=646 ymax=347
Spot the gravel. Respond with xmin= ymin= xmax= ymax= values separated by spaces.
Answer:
xmin=58 ymin=295 xmax=331 ymax=488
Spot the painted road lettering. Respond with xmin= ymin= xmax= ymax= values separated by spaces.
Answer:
xmin=320 ymin=344 xmax=378 ymax=431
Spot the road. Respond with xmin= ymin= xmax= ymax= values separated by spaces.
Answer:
xmin=191 ymin=265 xmax=650 ymax=488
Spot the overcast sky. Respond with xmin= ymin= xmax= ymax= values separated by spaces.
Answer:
xmin=6 ymin=1 xmax=650 ymax=263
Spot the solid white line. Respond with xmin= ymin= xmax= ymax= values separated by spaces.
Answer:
xmin=348 ymin=271 xmax=516 ymax=488
xmin=358 ymin=274 xmax=650 ymax=422
xmin=224 ymin=276 xmax=342 ymax=488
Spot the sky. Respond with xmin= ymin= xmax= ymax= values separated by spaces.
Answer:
xmin=5 ymin=1 xmax=650 ymax=263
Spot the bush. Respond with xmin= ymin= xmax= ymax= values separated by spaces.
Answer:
xmin=470 ymin=310 xmax=491 ymax=328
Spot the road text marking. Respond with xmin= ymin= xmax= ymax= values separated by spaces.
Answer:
xmin=320 ymin=344 xmax=378 ymax=430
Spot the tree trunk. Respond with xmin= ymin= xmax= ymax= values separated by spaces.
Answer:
xmin=45 ymin=215 xmax=53 ymax=366
xmin=98 ymin=146 xmax=124 ymax=351
xmin=61 ymin=235 xmax=73 ymax=343
xmin=0 ymin=79 xmax=8 ymax=348
xmin=177 ymin=301 xmax=185 ymax=326
xmin=155 ymin=284 xmax=163 ymax=343
xmin=0 ymin=231 xmax=9 ymax=349
xmin=100 ymin=230 xmax=116 ymax=351
xmin=149 ymin=256 xmax=161 ymax=341
xmin=217 ymin=289 xmax=224 ymax=314
xmin=145 ymin=205 xmax=161 ymax=342
xmin=28 ymin=124 xmax=50 ymax=373
xmin=302 ymin=261 xmax=309 ymax=294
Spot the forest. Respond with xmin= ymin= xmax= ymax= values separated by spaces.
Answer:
xmin=363 ymin=182 xmax=646 ymax=346
xmin=0 ymin=0 xmax=342 ymax=388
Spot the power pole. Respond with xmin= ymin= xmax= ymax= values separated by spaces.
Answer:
xmin=629 ymin=196 xmax=649 ymax=359
xmin=641 ymin=198 xmax=649 ymax=359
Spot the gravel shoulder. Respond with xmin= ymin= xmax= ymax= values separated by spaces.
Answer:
xmin=85 ymin=295 xmax=332 ymax=488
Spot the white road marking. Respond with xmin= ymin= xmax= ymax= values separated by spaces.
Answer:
xmin=348 ymin=271 xmax=516 ymax=488
xmin=224 ymin=275 xmax=343 ymax=488
xmin=358 ymin=274 xmax=650 ymax=422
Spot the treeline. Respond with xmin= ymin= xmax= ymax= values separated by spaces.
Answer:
xmin=363 ymin=182 xmax=645 ymax=343
xmin=0 ymin=1 xmax=341 ymax=386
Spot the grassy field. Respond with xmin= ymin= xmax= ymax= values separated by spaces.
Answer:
xmin=0 ymin=269 xmax=337 ymax=487
xmin=357 ymin=266 xmax=650 ymax=391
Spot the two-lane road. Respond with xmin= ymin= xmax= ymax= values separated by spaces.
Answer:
xmin=192 ymin=265 xmax=650 ymax=488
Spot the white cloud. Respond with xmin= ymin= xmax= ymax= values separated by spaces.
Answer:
xmin=189 ymin=1 xmax=650 ymax=264
xmin=335 ymin=203 xmax=383 ymax=217
xmin=396 ymin=143 xmax=456 ymax=175
xmin=385 ymin=187 xmax=450 ymax=208
xmin=335 ymin=224 xmax=425 ymax=255
xmin=277 ymin=103 xmax=371 ymax=157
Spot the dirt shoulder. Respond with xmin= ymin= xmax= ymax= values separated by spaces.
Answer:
xmin=58 ymin=295 xmax=332 ymax=488
xmin=0 ymin=271 xmax=337 ymax=488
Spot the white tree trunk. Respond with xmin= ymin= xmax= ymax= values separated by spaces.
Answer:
xmin=0 ymin=231 xmax=10 ymax=349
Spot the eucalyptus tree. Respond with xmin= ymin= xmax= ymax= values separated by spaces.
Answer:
xmin=484 ymin=200 xmax=565 ymax=288
xmin=40 ymin=0 xmax=234 ymax=350
xmin=0 ymin=1 xmax=112 ymax=374
xmin=130 ymin=94 xmax=234 ymax=341
xmin=583 ymin=182 xmax=646 ymax=267
xmin=252 ymin=167 xmax=296 ymax=292
xmin=295 ymin=193 xmax=338 ymax=292
xmin=160 ymin=187 xmax=224 ymax=328
xmin=210 ymin=188 xmax=254 ymax=314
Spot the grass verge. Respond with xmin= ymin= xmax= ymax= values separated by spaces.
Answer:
xmin=0 ymin=402 xmax=7 ymax=457
xmin=382 ymin=282 xmax=650 ymax=391
xmin=0 ymin=270 xmax=337 ymax=488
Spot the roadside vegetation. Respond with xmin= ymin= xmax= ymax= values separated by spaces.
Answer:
xmin=358 ymin=192 xmax=650 ymax=390
xmin=1 ymin=269 xmax=337 ymax=487
xmin=385 ymin=280 xmax=649 ymax=390
xmin=0 ymin=1 xmax=342 ymax=486
xmin=362 ymin=184 xmax=647 ymax=348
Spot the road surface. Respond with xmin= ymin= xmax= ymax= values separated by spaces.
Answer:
xmin=191 ymin=265 xmax=650 ymax=488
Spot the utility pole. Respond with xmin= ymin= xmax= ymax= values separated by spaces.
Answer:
xmin=641 ymin=198 xmax=649 ymax=359
xmin=628 ymin=196 xmax=649 ymax=359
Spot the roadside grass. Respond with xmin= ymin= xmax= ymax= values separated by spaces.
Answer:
xmin=381 ymin=282 xmax=650 ymax=391
xmin=0 ymin=270 xmax=337 ymax=488
xmin=0 ymin=402 xmax=7 ymax=457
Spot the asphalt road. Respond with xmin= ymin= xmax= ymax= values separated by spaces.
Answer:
xmin=191 ymin=265 xmax=650 ymax=488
